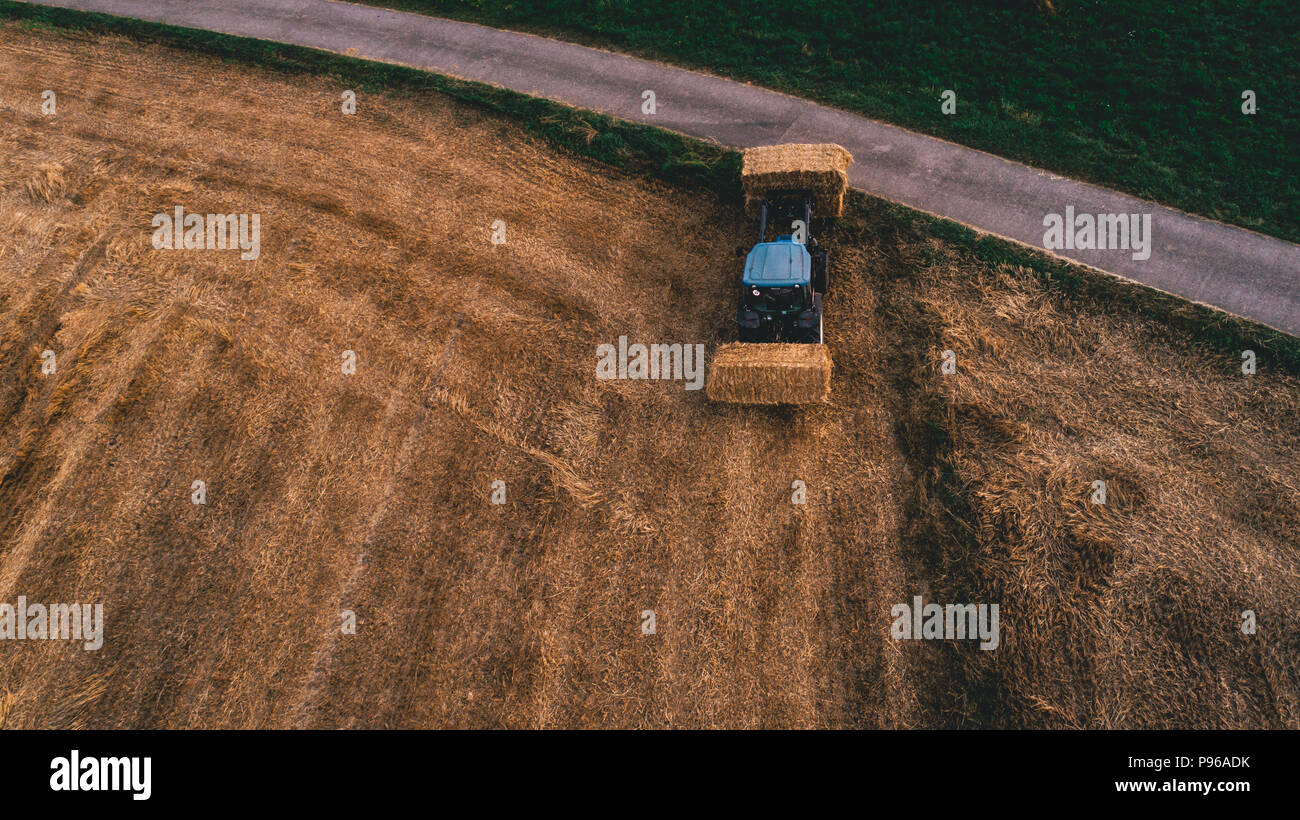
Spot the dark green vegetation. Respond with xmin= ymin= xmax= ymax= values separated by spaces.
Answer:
xmin=361 ymin=0 xmax=1300 ymax=243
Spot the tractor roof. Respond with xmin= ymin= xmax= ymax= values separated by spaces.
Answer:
xmin=742 ymin=236 xmax=811 ymax=287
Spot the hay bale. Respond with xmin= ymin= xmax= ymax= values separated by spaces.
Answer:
xmin=741 ymin=143 xmax=852 ymax=218
xmin=707 ymin=343 xmax=832 ymax=404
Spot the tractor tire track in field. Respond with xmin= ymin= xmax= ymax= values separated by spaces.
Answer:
xmin=289 ymin=317 xmax=467 ymax=727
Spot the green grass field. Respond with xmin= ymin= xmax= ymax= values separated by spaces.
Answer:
xmin=364 ymin=0 xmax=1300 ymax=244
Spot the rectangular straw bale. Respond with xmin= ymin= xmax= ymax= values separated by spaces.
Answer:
xmin=741 ymin=143 xmax=852 ymax=217
xmin=706 ymin=343 xmax=832 ymax=404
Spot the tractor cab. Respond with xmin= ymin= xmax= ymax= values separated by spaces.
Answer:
xmin=737 ymin=235 xmax=822 ymax=342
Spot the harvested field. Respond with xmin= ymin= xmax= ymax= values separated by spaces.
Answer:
xmin=0 ymin=24 xmax=909 ymax=729
xmin=0 ymin=23 xmax=1296 ymax=729
xmin=849 ymin=209 xmax=1300 ymax=729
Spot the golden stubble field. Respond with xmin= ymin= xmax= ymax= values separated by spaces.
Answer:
xmin=0 ymin=23 xmax=1295 ymax=728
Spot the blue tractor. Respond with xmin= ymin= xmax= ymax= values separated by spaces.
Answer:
xmin=707 ymin=144 xmax=850 ymax=405
xmin=736 ymin=193 xmax=829 ymax=344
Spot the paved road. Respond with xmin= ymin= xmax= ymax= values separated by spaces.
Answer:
xmin=20 ymin=0 xmax=1300 ymax=336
